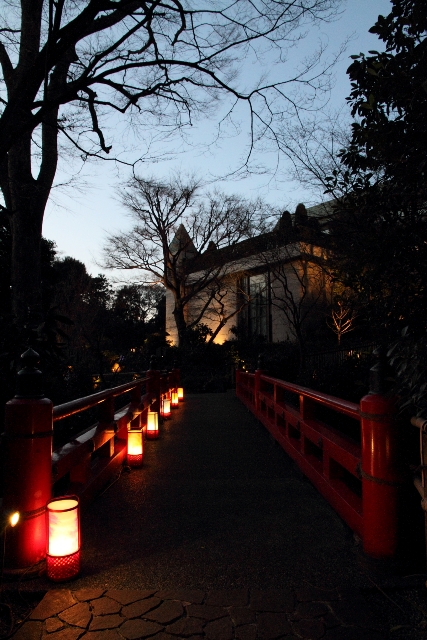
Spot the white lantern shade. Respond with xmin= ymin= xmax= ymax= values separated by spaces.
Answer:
xmin=47 ymin=498 xmax=79 ymax=557
xmin=146 ymin=410 xmax=159 ymax=439
xmin=171 ymin=390 xmax=179 ymax=407
xmin=161 ymin=397 xmax=171 ymax=417
xmin=177 ymin=387 xmax=184 ymax=401
xmin=46 ymin=497 xmax=81 ymax=581
xmin=127 ymin=428 xmax=143 ymax=466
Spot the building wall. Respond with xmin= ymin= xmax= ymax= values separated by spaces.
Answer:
xmin=165 ymin=243 xmax=330 ymax=346
xmin=165 ymin=280 xmax=237 ymax=345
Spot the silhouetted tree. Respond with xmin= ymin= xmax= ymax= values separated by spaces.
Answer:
xmin=103 ymin=176 xmax=273 ymax=344
xmin=0 ymin=0 xmax=341 ymax=335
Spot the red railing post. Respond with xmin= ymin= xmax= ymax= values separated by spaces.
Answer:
xmin=2 ymin=349 xmax=53 ymax=572
xmin=299 ymin=394 xmax=315 ymax=422
xmin=147 ymin=356 xmax=161 ymax=413
xmin=360 ymin=349 xmax=402 ymax=558
xmin=254 ymin=354 xmax=267 ymax=417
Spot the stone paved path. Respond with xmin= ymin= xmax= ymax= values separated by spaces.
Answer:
xmin=13 ymin=586 xmax=385 ymax=639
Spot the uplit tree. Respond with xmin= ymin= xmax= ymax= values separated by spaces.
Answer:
xmin=103 ymin=175 xmax=272 ymax=344
xmin=326 ymin=296 xmax=358 ymax=345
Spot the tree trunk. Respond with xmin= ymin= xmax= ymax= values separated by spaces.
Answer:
xmin=7 ymin=133 xmax=45 ymax=328
xmin=5 ymin=81 xmax=60 ymax=331
xmin=172 ymin=298 xmax=188 ymax=347
xmin=1 ymin=0 xmax=68 ymax=334
xmin=10 ymin=198 xmax=44 ymax=328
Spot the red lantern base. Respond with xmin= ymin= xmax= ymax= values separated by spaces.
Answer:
xmin=146 ymin=431 xmax=159 ymax=440
xmin=47 ymin=550 xmax=80 ymax=581
xmin=127 ymin=453 xmax=143 ymax=467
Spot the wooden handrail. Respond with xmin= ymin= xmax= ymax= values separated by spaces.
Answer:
xmin=260 ymin=374 xmax=359 ymax=419
xmin=53 ymin=377 xmax=148 ymax=421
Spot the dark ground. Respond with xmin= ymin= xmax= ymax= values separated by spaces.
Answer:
xmin=3 ymin=391 xmax=427 ymax=638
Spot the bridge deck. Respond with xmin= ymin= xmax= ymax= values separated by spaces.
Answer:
xmin=16 ymin=391 xmax=427 ymax=638
xmin=78 ymin=390 xmax=364 ymax=592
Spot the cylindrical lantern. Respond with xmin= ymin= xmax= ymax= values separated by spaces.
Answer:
xmin=171 ymin=390 xmax=179 ymax=407
xmin=161 ymin=397 xmax=171 ymax=418
xmin=146 ymin=410 xmax=159 ymax=440
xmin=177 ymin=387 xmax=184 ymax=401
xmin=46 ymin=497 xmax=80 ymax=582
xmin=127 ymin=428 xmax=143 ymax=467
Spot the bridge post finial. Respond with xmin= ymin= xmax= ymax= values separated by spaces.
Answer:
xmin=360 ymin=344 xmax=401 ymax=558
xmin=3 ymin=350 xmax=53 ymax=573
xmin=15 ymin=348 xmax=44 ymax=399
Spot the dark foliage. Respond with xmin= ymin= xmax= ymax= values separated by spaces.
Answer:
xmin=0 ymin=249 xmax=167 ymax=440
xmin=326 ymin=0 xmax=427 ymax=334
xmin=0 ymin=224 xmax=61 ymax=426
xmin=325 ymin=0 xmax=427 ymax=413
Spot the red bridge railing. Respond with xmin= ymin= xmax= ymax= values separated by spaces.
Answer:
xmin=52 ymin=366 xmax=179 ymax=504
xmin=236 ymin=367 xmax=403 ymax=559
xmin=2 ymin=352 xmax=180 ymax=574
xmin=53 ymin=377 xmax=152 ymax=507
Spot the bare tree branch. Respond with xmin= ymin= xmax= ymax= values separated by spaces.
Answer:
xmin=102 ymin=174 xmax=273 ymax=344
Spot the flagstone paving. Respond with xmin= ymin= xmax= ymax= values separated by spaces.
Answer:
xmin=13 ymin=586 xmax=386 ymax=639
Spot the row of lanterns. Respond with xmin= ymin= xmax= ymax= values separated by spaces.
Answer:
xmin=127 ymin=386 xmax=183 ymax=467
xmin=42 ymin=386 xmax=184 ymax=582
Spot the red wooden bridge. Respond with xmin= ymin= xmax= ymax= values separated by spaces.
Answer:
xmin=1 ymin=351 xmax=419 ymax=577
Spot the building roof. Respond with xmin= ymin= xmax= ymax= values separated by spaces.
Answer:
xmin=170 ymin=201 xmax=333 ymax=274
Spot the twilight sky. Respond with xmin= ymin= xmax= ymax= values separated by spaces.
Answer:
xmin=42 ymin=0 xmax=392 ymax=279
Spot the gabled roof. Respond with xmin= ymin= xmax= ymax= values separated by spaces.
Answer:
xmin=169 ymin=223 xmax=198 ymax=259
xmin=169 ymin=201 xmax=332 ymax=276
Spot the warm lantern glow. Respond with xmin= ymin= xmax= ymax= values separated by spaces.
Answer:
xmin=161 ymin=397 xmax=171 ymax=418
xmin=146 ymin=410 xmax=159 ymax=440
xmin=171 ymin=390 xmax=179 ymax=407
xmin=9 ymin=512 xmax=20 ymax=527
xmin=177 ymin=387 xmax=184 ymax=401
xmin=46 ymin=497 xmax=80 ymax=581
xmin=127 ymin=428 xmax=143 ymax=466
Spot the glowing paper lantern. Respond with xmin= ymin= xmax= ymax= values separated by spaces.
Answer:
xmin=177 ymin=387 xmax=184 ymax=401
xmin=161 ymin=397 xmax=171 ymax=418
xmin=127 ymin=428 xmax=143 ymax=467
xmin=146 ymin=410 xmax=159 ymax=440
xmin=46 ymin=497 xmax=80 ymax=581
xmin=171 ymin=390 xmax=179 ymax=407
